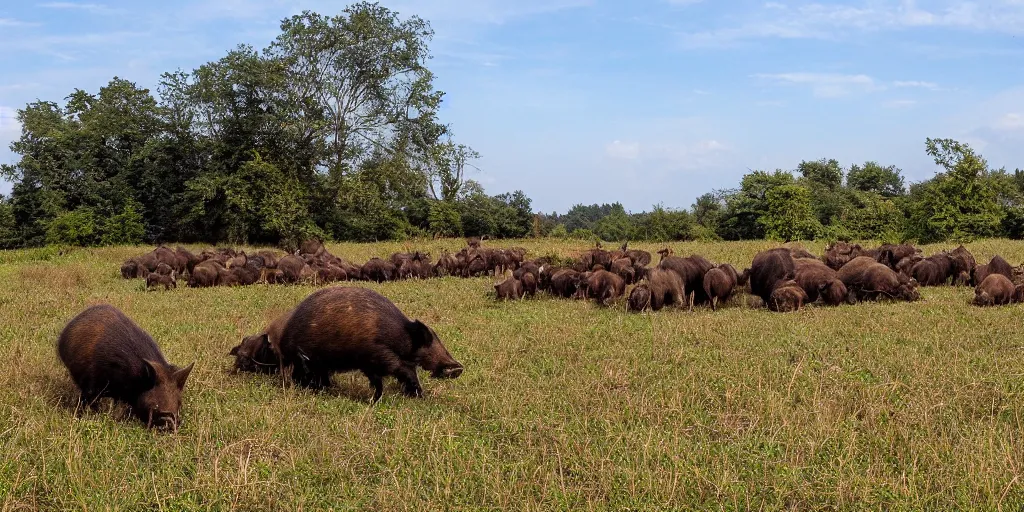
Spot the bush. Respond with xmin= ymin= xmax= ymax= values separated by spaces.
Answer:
xmin=760 ymin=185 xmax=821 ymax=241
xmin=99 ymin=203 xmax=146 ymax=245
xmin=46 ymin=208 xmax=98 ymax=246
xmin=548 ymin=224 xmax=569 ymax=239
xmin=428 ymin=201 xmax=463 ymax=237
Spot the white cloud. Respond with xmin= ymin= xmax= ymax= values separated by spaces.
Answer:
xmin=677 ymin=1 xmax=1024 ymax=48
xmin=606 ymin=140 xmax=640 ymax=160
xmin=994 ymin=113 xmax=1024 ymax=132
xmin=37 ymin=2 xmax=116 ymax=13
xmin=753 ymin=72 xmax=881 ymax=97
xmin=0 ymin=18 xmax=37 ymax=27
xmin=884 ymin=99 xmax=918 ymax=108
xmin=894 ymin=80 xmax=939 ymax=90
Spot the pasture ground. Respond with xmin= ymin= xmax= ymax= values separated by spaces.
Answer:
xmin=2 ymin=239 xmax=1024 ymax=510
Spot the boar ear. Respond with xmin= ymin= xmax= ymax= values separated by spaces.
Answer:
xmin=142 ymin=359 xmax=164 ymax=385
xmin=229 ymin=345 xmax=240 ymax=356
xmin=173 ymin=363 xmax=194 ymax=390
xmin=408 ymin=320 xmax=434 ymax=350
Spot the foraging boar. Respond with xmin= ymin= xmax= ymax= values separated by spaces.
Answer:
xmin=57 ymin=305 xmax=194 ymax=430
xmin=521 ymin=272 xmax=538 ymax=297
xmin=187 ymin=260 xmax=222 ymax=288
xmin=633 ymin=268 xmax=685 ymax=311
xmin=823 ymin=241 xmax=864 ymax=270
xmin=120 ymin=259 xmax=144 ymax=279
xmin=280 ymin=255 xmax=313 ymax=284
xmin=658 ymin=255 xmax=714 ymax=305
xmin=585 ymin=270 xmax=625 ymax=306
xmin=974 ymin=274 xmax=1015 ymax=306
xmin=749 ymin=248 xmax=796 ymax=305
xmin=954 ymin=271 xmax=971 ymax=287
xmin=703 ymin=267 xmax=735 ymax=311
xmin=910 ymin=259 xmax=946 ymax=287
xmin=230 ymin=309 xmax=293 ymax=373
xmin=840 ymin=257 xmax=920 ymax=302
xmin=768 ymin=280 xmax=808 ymax=312
xmin=972 ymin=255 xmax=1014 ymax=287
xmin=513 ymin=262 xmax=541 ymax=281
xmin=627 ymin=284 xmax=653 ymax=312
xmin=299 ymin=239 xmax=327 ymax=257
xmin=610 ymin=258 xmax=636 ymax=285
xmin=793 ymin=258 xmax=847 ymax=306
xmin=949 ymin=245 xmax=976 ymax=277
xmin=495 ymin=277 xmax=525 ymax=300
xmin=146 ymin=271 xmax=176 ymax=291
xmin=550 ymin=269 xmax=583 ymax=298
xmin=278 ymin=287 xmax=464 ymax=401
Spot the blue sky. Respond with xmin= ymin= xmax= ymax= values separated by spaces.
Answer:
xmin=1 ymin=1 xmax=1023 ymax=213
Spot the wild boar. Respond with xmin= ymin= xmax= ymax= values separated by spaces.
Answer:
xmin=277 ymin=287 xmax=463 ymax=402
xmin=57 ymin=305 xmax=194 ymax=430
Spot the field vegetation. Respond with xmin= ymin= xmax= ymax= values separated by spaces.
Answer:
xmin=2 ymin=238 xmax=1024 ymax=510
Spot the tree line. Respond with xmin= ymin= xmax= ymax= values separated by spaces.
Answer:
xmin=0 ymin=3 xmax=1020 ymax=249
xmin=535 ymin=139 xmax=1024 ymax=244
xmin=0 ymin=3 xmax=532 ymax=250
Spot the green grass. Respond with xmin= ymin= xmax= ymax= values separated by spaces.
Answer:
xmin=2 ymin=239 xmax=1024 ymax=510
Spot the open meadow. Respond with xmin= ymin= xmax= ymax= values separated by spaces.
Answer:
xmin=3 ymin=239 xmax=1024 ymax=510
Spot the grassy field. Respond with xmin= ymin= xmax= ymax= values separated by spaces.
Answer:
xmin=2 ymin=238 xmax=1024 ymax=510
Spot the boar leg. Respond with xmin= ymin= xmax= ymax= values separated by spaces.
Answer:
xmin=391 ymin=363 xmax=423 ymax=397
xmin=363 ymin=372 xmax=384 ymax=403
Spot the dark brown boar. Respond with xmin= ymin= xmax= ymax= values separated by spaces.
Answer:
xmin=174 ymin=247 xmax=199 ymax=274
xmin=823 ymin=241 xmax=864 ymax=270
xmin=910 ymin=259 xmax=946 ymax=287
xmin=768 ymin=280 xmax=808 ymax=312
xmin=263 ymin=268 xmax=285 ymax=284
xmin=464 ymin=255 xmax=490 ymax=277
xmin=279 ymin=255 xmax=312 ymax=284
xmin=658 ymin=254 xmax=714 ymax=305
xmin=278 ymin=287 xmax=464 ymax=402
xmin=843 ymin=259 xmax=920 ymax=302
xmin=435 ymin=252 xmax=460 ymax=277
xmin=639 ymin=268 xmax=685 ymax=311
xmin=550 ymin=269 xmax=583 ymax=298
xmin=495 ymin=277 xmax=524 ymax=300
xmin=788 ymin=247 xmax=817 ymax=260
xmin=230 ymin=309 xmax=293 ymax=373
xmin=949 ymin=245 xmax=976 ymax=278
xmin=626 ymin=248 xmax=652 ymax=267
xmin=120 ymin=259 xmax=143 ymax=279
xmin=974 ymin=274 xmax=1015 ymax=306
xmin=896 ymin=254 xmax=924 ymax=277
xmin=793 ymin=258 xmax=847 ymax=306
xmin=187 ymin=260 xmax=222 ymax=288
xmin=585 ymin=270 xmax=625 ymax=306
xmin=57 ymin=305 xmax=194 ymax=430
xmin=154 ymin=263 xmax=174 ymax=276
xmin=627 ymin=284 xmax=653 ymax=312
xmin=610 ymin=257 xmax=636 ymax=285
xmin=146 ymin=272 xmax=177 ymax=291
xmin=255 ymin=250 xmax=280 ymax=270
xmin=973 ymin=255 xmax=1013 ymax=286
xmin=703 ymin=267 xmax=735 ymax=311
xmin=749 ymin=248 xmax=796 ymax=305
xmin=299 ymin=239 xmax=326 ymax=257
xmin=521 ymin=272 xmax=538 ymax=297
xmin=513 ymin=262 xmax=541 ymax=281
xmin=954 ymin=271 xmax=971 ymax=287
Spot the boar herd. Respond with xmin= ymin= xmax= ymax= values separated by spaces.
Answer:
xmin=494 ymin=241 xmax=1024 ymax=312
xmin=61 ymin=238 xmax=1024 ymax=432
xmin=57 ymin=286 xmax=464 ymax=432
xmin=121 ymin=238 xmax=528 ymax=290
